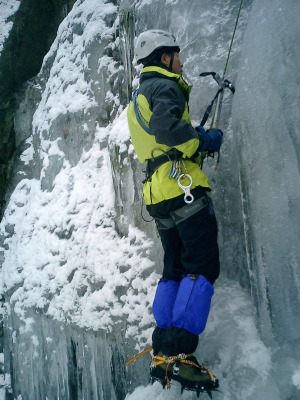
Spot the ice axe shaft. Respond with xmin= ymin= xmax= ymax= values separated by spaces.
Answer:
xmin=212 ymin=89 xmax=224 ymax=129
xmin=199 ymin=71 xmax=235 ymax=128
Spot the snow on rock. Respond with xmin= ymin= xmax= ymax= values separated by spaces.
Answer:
xmin=0 ymin=0 xmax=20 ymax=53
xmin=33 ymin=0 xmax=117 ymax=133
xmin=1 ymin=108 xmax=158 ymax=347
xmin=0 ymin=0 xmax=159 ymax=350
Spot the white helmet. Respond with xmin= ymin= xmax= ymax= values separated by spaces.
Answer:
xmin=135 ymin=29 xmax=180 ymax=63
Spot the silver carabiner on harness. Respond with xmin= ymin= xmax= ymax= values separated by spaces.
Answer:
xmin=177 ymin=174 xmax=194 ymax=204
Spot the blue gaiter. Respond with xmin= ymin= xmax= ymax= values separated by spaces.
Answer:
xmin=152 ymin=278 xmax=180 ymax=329
xmin=171 ymin=274 xmax=214 ymax=335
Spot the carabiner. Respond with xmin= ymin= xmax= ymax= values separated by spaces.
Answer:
xmin=177 ymin=174 xmax=194 ymax=204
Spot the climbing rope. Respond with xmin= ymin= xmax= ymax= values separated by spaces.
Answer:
xmin=222 ymin=0 xmax=244 ymax=79
xmin=199 ymin=0 xmax=243 ymax=168
xmin=211 ymin=0 xmax=244 ymax=126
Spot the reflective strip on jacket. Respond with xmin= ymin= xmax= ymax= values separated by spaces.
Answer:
xmin=127 ymin=66 xmax=211 ymax=205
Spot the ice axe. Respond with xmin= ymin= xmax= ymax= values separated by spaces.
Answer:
xmin=199 ymin=72 xmax=235 ymax=167
xmin=199 ymin=72 xmax=235 ymax=129
xmin=198 ymin=0 xmax=242 ymax=129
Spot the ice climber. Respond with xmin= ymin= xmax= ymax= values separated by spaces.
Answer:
xmin=127 ymin=29 xmax=222 ymax=394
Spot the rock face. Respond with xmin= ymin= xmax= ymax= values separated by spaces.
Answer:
xmin=0 ymin=0 xmax=300 ymax=399
xmin=1 ymin=1 xmax=158 ymax=398
xmin=0 ymin=0 xmax=76 ymax=218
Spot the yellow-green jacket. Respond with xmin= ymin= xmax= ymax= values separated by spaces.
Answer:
xmin=127 ymin=66 xmax=210 ymax=205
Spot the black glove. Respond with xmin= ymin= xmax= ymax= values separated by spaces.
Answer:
xmin=195 ymin=126 xmax=223 ymax=152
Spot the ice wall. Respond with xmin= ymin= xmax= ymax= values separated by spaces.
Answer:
xmin=232 ymin=0 xmax=300 ymax=349
xmin=4 ymin=308 xmax=125 ymax=400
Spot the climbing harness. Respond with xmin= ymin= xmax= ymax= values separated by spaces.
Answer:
xmin=154 ymin=195 xmax=209 ymax=230
xmin=143 ymin=148 xmax=186 ymax=183
xmin=151 ymin=149 xmax=194 ymax=204
xmin=141 ymin=146 xmax=197 ymax=204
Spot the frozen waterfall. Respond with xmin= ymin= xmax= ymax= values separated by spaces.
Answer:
xmin=0 ymin=0 xmax=299 ymax=399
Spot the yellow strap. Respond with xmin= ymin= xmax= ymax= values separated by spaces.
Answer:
xmin=125 ymin=346 xmax=153 ymax=367
xmin=152 ymin=353 xmax=193 ymax=366
xmin=151 ymin=353 xmax=216 ymax=388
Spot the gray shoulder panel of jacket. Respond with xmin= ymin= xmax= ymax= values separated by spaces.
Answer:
xmin=139 ymin=77 xmax=199 ymax=147
xmin=139 ymin=77 xmax=186 ymax=113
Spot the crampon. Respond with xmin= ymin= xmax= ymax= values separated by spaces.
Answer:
xmin=125 ymin=346 xmax=220 ymax=398
xmin=150 ymin=352 xmax=219 ymax=398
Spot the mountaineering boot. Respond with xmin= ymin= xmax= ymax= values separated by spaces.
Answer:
xmin=150 ymin=351 xmax=219 ymax=395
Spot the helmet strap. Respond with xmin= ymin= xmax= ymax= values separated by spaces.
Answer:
xmin=168 ymin=50 xmax=175 ymax=72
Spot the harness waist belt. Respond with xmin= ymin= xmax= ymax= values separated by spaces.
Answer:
xmin=143 ymin=149 xmax=199 ymax=183
xmin=155 ymin=195 xmax=209 ymax=230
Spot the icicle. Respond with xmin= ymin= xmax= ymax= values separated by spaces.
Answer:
xmin=118 ymin=7 xmax=135 ymax=102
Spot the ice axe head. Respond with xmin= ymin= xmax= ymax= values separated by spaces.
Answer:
xmin=200 ymin=72 xmax=223 ymax=86
xmin=224 ymin=80 xmax=235 ymax=94
xmin=200 ymin=71 xmax=235 ymax=92
xmin=199 ymin=72 xmax=216 ymax=77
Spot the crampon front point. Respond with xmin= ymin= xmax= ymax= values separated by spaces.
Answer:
xmin=150 ymin=375 xmax=219 ymax=399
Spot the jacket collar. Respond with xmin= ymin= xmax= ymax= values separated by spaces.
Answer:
xmin=140 ymin=66 xmax=192 ymax=95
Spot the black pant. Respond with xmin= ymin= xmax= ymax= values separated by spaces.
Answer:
xmin=146 ymin=186 xmax=220 ymax=285
xmin=147 ymin=186 xmax=220 ymax=355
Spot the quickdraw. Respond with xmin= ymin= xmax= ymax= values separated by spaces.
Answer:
xmin=150 ymin=148 xmax=194 ymax=204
